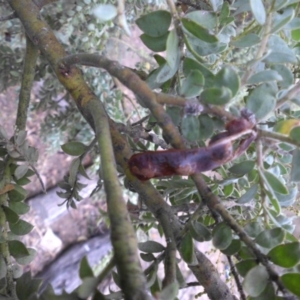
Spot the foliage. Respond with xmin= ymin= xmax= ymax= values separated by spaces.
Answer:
xmin=1 ymin=0 xmax=300 ymax=300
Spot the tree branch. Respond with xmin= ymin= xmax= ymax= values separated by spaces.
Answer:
xmin=8 ymin=2 xmax=151 ymax=299
xmin=16 ymin=35 xmax=39 ymax=130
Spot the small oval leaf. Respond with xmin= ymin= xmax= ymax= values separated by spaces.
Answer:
xmin=221 ymin=239 xmax=241 ymax=256
xmin=8 ymin=240 xmax=29 ymax=259
xmin=250 ymin=0 xmax=266 ymax=25
xmin=255 ymin=228 xmax=285 ymax=249
xmin=281 ymin=273 xmax=300 ymax=297
xmin=201 ymin=87 xmax=232 ymax=105
xmin=243 ymin=265 xmax=269 ymax=297
xmin=180 ymin=232 xmax=194 ymax=264
xmin=190 ymin=221 xmax=211 ymax=242
xmin=212 ymin=222 xmax=232 ymax=250
xmin=235 ymin=259 xmax=257 ymax=277
xmin=237 ymin=184 xmax=258 ymax=204
xmin=136 ymin=10 xmax=171 ymax=37
xmin=263 ymin=170 xmax=288 ymax=195
xmin=181 ymin=18 xmax=218 ymax=43
xmin=138 ymin=241 xmax=165 ymax=253
xmin=246 ymin=83 xmax=276 ymax=120
xmin=229 ymin=160 xmax=255 ymax=176
xmin=61 ymin=141 xmax=87 ymax=156
xmin=9 ymin=219 xmax=33 ymax=236
xmin=268 ymin=242 xmax=300 ymax=268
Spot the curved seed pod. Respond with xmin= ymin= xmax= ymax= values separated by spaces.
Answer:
xmin=128 ymin=114 xmax=257 ymax=181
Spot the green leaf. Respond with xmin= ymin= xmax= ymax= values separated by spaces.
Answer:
xmin=289 ymin=126 xmax=300 ymax=142
xmin=223 ymin=183 xmax=234 ymax=197
xmin=271 ymin=64 xmax=293 ymax=88
xmin=219 ymin=1 xmax=230 ymax=24
xmin=243 ymin=265 xmax=269 ymax=297
xmin=15 ymin=130 xmax=26 ymax=146
xmin=249 ymin=282 xmax=275 ymax=300
xmin=146 ymin=263 xmax=158 ymax=289
xmin=92 ymin=4 xmax=117 ymax=23
xmin=292 ymin=28 xmax=300 ymax=41
xmin=183 ymin=57 xmax=215 ymax=88
xmin=201 ymin=87 xmax=232 ymax=105
xmin=212 ymin=222 xmax=232 ymax=250
xmin=215 ymin=66 xmax=240 ymax=97
xmin=291 ymin=149 xmax=300 ymax=182
xmin=263 ymin=170 xmax=288 ymax=195
xmin=69 ymin=157 xmax=80 ymax=186
xmin=9 ymin=219 xmax=33 ymax=236
xmin=12 ymin=264 xmax=23 ymax=279
xmin=271 ymin=8 xmax=295 ymax=34
xmin=181 ymin=116 xmax=200 ymax=141
xmin=244 ymin=222 xmax=263 ymax=238
xmin=79 ymin=256 xmax=94 ymax=279
xmin=281 ymin=273 xmax=300 ymax=297
xmin=209 ymin=0 xmax=223 ymax=11
xmin=268 ymin=242 xmax=300 ymax=268
xmin=2 ymin=206 xmax=19 ymax=224
xmin=159 ymin=281 xmax=178 ymax=300
xmin=8 ymin=240 xmax=29 ymax=259
xmin=15 ymin=176 xmax=31 ymax=186
xmin=265 ymin=35 xmax=297 ymax=64
xmin=199 ymin=115 xmax=215 ymax=140
xmin=186 ymin=10 xmax=217 ymax=28
xmin=180 ymin=232 xmax=194 ymax=264
xmin=231 ymin=33 xmax=260 ymax=48
xmin=140 ymin=32 xmax=168 ymax=52
xmin=267 ymin=190 xmax=281 ymax=215
xmin=166 ymin=29 xmax=180 ymax=69
xmin=14 ymin=164 xmax=29 ymax=180
xmin=181 ymin=18 xmax=218 ymax=43
xmin=229 ymin=161 xmax=255 ymax=176
xmin=221 ymin=239 xmax=241 ymax=256
xmin=9 ymin=202 xmax=30 ymax=215
xmin=237 ymin=184 xmax=258 ymax=204
xmin=136 ymin=10 xmax=171 ymax=37
xmin=246 ymin=83 xmax=277 ymax=120
xmin=185 ymin=33 xmax=227 ymax=57
xmin=24 ymin=168 xmax=35 ymax=177
xmin=147 ymin=57 xmax=180 ymax=89
xmin=275 ymin=186 xmax=297 ymax=207
xmin=149 ymin=272 xmax=160 ymax=294
xmin=15 ymin=248 xmax=36 ymax=265
xmin=236 ymin=259 xmax=257 ymax=277
xmin=248 ymin=70 xmax=283 ymax=85
xmin=8 ymin=184 xmax=28 ymax=202
xmin=180 ymin=70 xmax=204 ymax=98
xmin=250 ymin=0 xmax=266 ymax=25
xmin=16 ymin=272 xmax=42 ymax=300
xmin=190 ymin=221 xmax=211 ymax=242
xmin=78 ymin=277 xmax=99 ymax=298
xmin=255 ymin=228 xmax=285 ymax=249
xmin=140 ymin=253 xmax=155 ymax=262
xmin=138 ymin=241 xmax=165 ymax=253
xmin=61 ymin=141 xmax=87 ymax=156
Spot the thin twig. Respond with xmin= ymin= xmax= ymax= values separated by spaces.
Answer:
xmin=259 ymin=129 xmax=300 ymax=148
xmin=227 ymin=256 xmax=246 ymax=300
